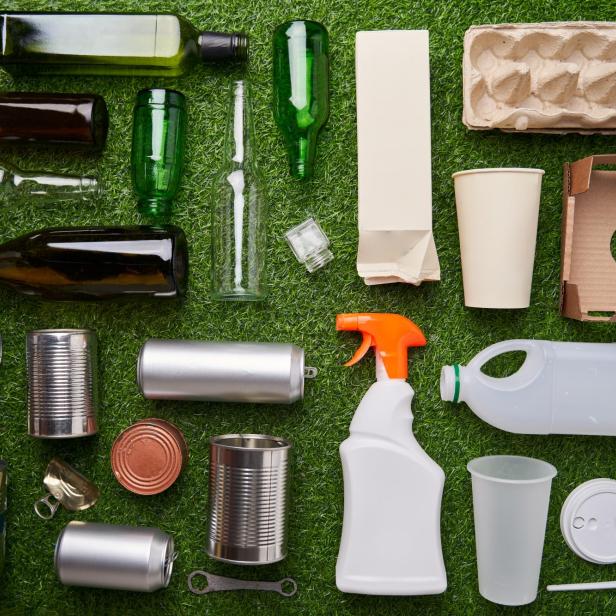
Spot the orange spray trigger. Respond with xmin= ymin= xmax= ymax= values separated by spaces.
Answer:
xmin=336 ymin=313 xmax=426 ymax=380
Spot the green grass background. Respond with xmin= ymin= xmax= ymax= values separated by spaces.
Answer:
xmin=1 ymin=0 xmax=616 ymax=614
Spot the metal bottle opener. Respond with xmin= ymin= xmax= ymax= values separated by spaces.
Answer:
xmin=35 ymin=458 xmax=100 ymax=520
xmin=187 ymin=571 xmax=297 ymax=597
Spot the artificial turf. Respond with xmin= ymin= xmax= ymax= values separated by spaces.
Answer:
xmin=1 ymin=0 xmax=616 ymax=614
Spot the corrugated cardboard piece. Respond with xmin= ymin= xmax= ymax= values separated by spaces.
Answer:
xmin=561 ymin=154 xmax=616 ymax=321
xmin=355 ymin=30 xmax=440 ymax=285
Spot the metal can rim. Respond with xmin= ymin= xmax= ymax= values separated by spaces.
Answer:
xmin=209 ymin=433 xmax=292 ymax=451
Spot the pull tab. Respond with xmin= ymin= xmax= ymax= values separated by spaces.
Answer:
xmin=343 ymin=332 xmax=373 ymax=367
xmin=34 ymin=494 xmax=60 ymax=520
xmin=304 ymin=366 xmax=318 ymax=379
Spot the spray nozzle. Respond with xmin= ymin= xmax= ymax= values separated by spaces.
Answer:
xmin=336 ymin=313 xmax=426 ymax=380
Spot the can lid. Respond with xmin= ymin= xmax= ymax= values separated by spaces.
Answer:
xmin=111 ymin=419 xmax=188 ymax=496
xmin=560 ymin=478 xmax=616 ymax=564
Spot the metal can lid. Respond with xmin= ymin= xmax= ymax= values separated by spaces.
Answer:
xmin=560 ymin=478 xmax=616 ymax=564
xmin=111 ymin=418 xmax=188 ymax=496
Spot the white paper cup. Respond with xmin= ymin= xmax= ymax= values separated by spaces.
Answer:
xmin=453 ymin=168 xmax=544 ymax=308
xmin=467 ymin=455 xmax=556 ymax=606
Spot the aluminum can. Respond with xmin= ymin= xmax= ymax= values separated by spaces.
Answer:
xmin=137 ymin=340 xmax=313 ymax=404
xmin=55 ymin=521 xmax=174 ymax=592
xmin=207 ymin=434 xmax=291 ymax=565
xmin=27 ymin=329 xmax=98 ymax=438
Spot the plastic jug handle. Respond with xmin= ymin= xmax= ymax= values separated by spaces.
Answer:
xmin=468 ymin=339 xmax=546 ymax=390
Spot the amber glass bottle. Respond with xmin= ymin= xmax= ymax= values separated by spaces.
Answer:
xmin=0 ymin=226 xmax=188 ymax=300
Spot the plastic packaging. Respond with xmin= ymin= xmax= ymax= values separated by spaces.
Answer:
xmin=441 ymin=339 xmax=616 ymax=435
xmin=468 ymin=455 xmax=556 ymax=606
xmin=453 ymin=168 xmax=543 ymax=308
xmin=285 ymin=218 xmax=333 ymax=272
xmin=273 ymin=20 xmax=329 ymax=179
xmin=211 ymin=80 xmax=267 ymax=300
xmin=336 ymin=313 xmax=447 ymax=595
xmin=132 ymin=89 xmax=187 ymax=218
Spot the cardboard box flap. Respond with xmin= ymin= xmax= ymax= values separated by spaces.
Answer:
xmin=561 ymin=154 xmax=616 ymax=321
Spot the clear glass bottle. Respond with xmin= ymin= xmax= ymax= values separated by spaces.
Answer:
xmin=0 ymin=13 xmax=248 ymax=77
xmin=211 ymin=80 xmax=266 ymax=300
xmin=0 ymin=160 xmax=99 ymax=203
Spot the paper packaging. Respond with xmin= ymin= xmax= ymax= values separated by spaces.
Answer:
xmin=464 ymin=23 xmax=616 ymax=134
xmin=355 ymin=30 xmax=439 ymax=285
xmin=561 ymin=154 xmax=616 ymax=321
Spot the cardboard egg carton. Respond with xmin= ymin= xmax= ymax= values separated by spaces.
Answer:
xmin=463 ymin=22 xmax=616 ymax=133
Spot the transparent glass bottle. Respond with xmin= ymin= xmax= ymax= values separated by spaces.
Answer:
xmin=211 ymin=80 xmax=266 ymax=300
xmin=0 ymin=160 xmax=99 ymax=203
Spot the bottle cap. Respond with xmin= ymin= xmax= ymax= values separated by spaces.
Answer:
xmin=560 ymin=478 xmax=616 ymax=564
xmin=111 ymin=419 xmax=188 ymax=495
xmin=198 ymin=32 xmax=248 ymax=61
xmin=285 ymin=218 xmax=333 ymax=272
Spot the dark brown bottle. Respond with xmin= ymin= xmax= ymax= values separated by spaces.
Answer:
xmin=0 ymin=93 xmax=108 ymax=149
xmin=0 ymin=226 xmax=188 ymax=300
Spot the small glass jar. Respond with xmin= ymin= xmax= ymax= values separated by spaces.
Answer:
xmin=131 ymin=88 xmax=187 ymax=218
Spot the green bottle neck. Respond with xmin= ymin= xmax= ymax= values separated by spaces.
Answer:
xmin=289 ymin=135 xmax=317 ymax=180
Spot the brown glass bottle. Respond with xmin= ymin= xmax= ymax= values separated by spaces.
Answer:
xmin=0 ymin=93 xmax=108 ymax=150
xmin=0 ymin=226 xmax=188 ymax=300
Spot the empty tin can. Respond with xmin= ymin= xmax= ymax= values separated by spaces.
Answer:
xmin=137 ymin=340 xmax=316 ymax=404
xmin=111 ymin=418 xmax=188 ymax=496
xmin=27 ymin=329 xmax=99 ymax=438
xmin=207 ymin=434 xmax=291 ymax=565
xmin=55 ymin=521 xmax=174 ymax=592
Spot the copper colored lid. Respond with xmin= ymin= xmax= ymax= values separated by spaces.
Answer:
xmin=111 ymin=418 xmax=188 ymax=496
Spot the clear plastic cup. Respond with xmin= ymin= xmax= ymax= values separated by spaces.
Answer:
xmin=467 ymin=455 xmax=557 ymax=606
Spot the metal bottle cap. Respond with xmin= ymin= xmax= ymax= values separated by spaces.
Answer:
xmin=35 ymin=458 xmax=99 ymax=520
xmin=111 ymin=419 xmax=188 ymax=495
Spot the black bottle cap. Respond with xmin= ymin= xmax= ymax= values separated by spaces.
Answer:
xmin=198 ymin=32 xmax=249 ymax=61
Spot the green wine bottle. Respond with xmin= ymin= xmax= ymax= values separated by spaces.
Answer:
xmin=0 ymin=13 xmax=248 ymax=77
xmin=273 ymin=20 xmax=329 ymax=179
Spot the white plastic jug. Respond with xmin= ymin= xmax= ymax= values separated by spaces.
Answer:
xmin=441 ymin=339 xmax=616 ymax=435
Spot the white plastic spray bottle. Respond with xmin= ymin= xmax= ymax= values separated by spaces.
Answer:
xmin=335 ymin=313 xmax=447 ymax=595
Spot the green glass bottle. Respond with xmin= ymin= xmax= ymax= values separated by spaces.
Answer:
xmin=0 ymin=13 xmax=248 ymax=77
xmin=273 ymin=20 xmax=329 ymax=180
xmin=131 ymin=89 xmax=187 ymax=218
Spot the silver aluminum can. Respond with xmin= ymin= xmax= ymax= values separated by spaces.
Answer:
xmin=207 ymin=434 xmax=291 ymax=565
xmin=27 ymin=329 xmax=98 ymax=438
xmin=137 ymin=340 xmax=308 ymax=404
xmin=55 ymin=521 xmax=174 ymax=592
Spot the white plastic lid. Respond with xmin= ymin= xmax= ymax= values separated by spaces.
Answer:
xmin=560 ymin=478 xmax=616 ymax=564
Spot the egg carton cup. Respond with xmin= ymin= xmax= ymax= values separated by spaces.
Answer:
xmin=463 ymin=22 xmax=616 ymax=133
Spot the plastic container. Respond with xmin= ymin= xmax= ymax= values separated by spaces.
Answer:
xmin=453 ymin=168 xmax=544 ymax=308
xmin=468 ymin=455 xmax=556 ymax=606
xmin=441 ymin=339 xmax=616 ymax=435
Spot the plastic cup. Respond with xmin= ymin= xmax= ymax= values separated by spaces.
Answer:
xmin=453 ymin=168 xmax=544 ymax=308
xmin=467 ymin=455 xmax=557 ymax=606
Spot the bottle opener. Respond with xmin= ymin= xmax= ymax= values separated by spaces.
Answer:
xmin=35 ymin=458 xmax=100 ymax=520
xmin=187 ymin=571 xmax=297 ymax=597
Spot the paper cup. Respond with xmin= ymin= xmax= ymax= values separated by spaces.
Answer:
xmin=468 ymin=455 xmax=556 ymax=606
xmin=453 ymin=168 xmax=544 ymax=308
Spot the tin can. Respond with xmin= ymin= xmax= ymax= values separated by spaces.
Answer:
xmin=55 ymin=521 xmax=174 ymax=592
xmin=207 ymin=434 xmax=291 ymax=565
xmin=0 ymin=461 xmax=6 ymax=574
xmin=27 ymin=329 xmax=99 ymax=438
xmin=111 ymin=418 xmax=188 ymax=496
xmin=137 ymin=340 xmax=315 ymax=404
